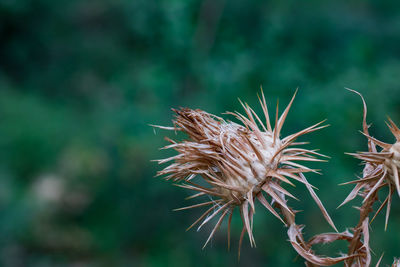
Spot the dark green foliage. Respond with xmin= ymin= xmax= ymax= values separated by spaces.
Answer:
xmin=1 ymin=0 xmax=400 ymax=266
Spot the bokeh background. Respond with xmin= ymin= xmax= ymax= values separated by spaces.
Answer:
xmin=1 ymin=0 xmax=400 ymax=266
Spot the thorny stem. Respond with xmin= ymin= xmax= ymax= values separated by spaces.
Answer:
xmin=345 ymin=180 xmax=380 ymax=266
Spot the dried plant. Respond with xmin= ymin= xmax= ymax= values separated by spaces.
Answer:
xmin=153 ymin=89 xmax=399 ymax=266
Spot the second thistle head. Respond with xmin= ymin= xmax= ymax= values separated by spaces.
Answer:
xmin=342 ymin=90 xmax=400 ymax=230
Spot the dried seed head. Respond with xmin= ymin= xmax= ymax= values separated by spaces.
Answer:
xmin=344 ymin=119 xmax=400 ymax=225
xmin=342 ymin=90 xmax=400 ymax=231
xmin=154 ymin=90 xmax=335 ymax=251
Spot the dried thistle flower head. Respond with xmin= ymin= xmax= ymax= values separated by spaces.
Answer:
xmin=154 ymin=90 xmax=336 ymax=252
xmin=341 ymin=90 xmax=400 ymax=230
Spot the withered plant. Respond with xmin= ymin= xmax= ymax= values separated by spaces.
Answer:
xmin=153 ymin=89 xmax=399 ymax=266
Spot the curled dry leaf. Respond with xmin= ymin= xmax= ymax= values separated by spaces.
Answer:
xmin=288 ymin=224 xmax=358 ymax=266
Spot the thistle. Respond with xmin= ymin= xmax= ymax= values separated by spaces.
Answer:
xmin=154 ymin=90 xmax=336 ymax=253
xmin=335 ymin=89 xmax=400 ymax=266
xmin=341 ymin=90 xmax=400 ymax=231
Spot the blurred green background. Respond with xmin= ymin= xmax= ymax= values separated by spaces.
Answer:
xmin=1 ymin=0 xmax=400 ymax=266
